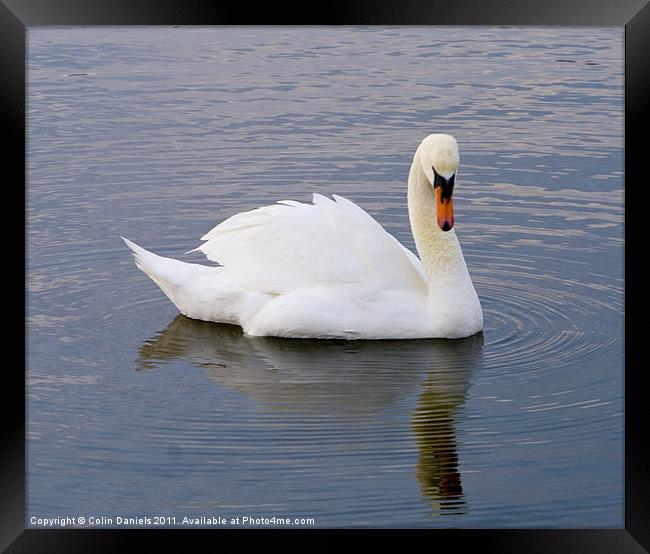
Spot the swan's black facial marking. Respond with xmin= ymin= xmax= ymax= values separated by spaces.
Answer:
xmin=433 ymin=168 xmax=455 ymax=232
xmin=433 ymin=169 xmax=455 ymax=202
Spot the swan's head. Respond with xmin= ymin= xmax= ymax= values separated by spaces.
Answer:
xmin=418 ymin=134 xmax=460 ymax=232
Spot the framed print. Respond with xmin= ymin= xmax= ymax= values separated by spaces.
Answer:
xmin=4 ymin=0 xmax=648 ymax=551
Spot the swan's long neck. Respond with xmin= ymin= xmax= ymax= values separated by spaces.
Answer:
xmin=407 ymin=150 xmax=469 ymax=288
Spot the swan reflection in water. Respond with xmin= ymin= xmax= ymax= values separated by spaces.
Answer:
xmin=138 ymin=315 xmax=483 ymax=513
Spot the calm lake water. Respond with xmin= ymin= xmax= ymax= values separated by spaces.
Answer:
xmin=27 ymin=27 xmax=624 ymax=528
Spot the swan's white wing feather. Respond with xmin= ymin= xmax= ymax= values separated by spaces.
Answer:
xmin=330 ymin=194 xmax=428 ymax=286
xmin=194 ymin=194 xmax=427 ymax=295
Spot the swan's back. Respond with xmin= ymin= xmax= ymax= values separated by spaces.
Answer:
xmin=193 ymin=193 xmax=427 ymax=295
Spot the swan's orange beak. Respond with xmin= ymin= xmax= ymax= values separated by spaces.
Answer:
xmin=435 ymin=184 xmax=454 ymax=232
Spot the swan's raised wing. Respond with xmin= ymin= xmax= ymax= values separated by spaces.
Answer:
xmin=192 ymin=193 xmax=427 ymax=295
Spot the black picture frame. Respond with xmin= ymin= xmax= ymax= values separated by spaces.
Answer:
xmin=4 ymin=0 xmax=647 ymax=551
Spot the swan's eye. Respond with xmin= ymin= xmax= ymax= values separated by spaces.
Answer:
xmin=433 ymin=170 xmax=455 ymax=202
xmin=433 ymin=170 xmax=454 ymax=188
xmin=433 ymin=170 xmax=446 ymax=189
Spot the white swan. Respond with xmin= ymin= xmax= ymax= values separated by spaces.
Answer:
xmin=123 ymin=133 xmax=483 ymax=339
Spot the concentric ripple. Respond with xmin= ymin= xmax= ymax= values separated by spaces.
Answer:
xmin=474 ymin=263 xmax=621 ymax=377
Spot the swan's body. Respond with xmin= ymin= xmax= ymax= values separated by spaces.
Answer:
xmin=124 ymin=134 xmax=483 ymax=339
